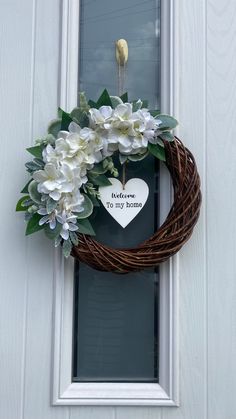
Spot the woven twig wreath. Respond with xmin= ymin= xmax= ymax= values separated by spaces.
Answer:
xmin=71 ymin=137 xmax=202 ymax=273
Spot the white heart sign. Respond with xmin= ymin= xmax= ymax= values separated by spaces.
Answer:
xmin=99 ymin=178 xmax=149 ymax=228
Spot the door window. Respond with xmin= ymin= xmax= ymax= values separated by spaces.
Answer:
xmin=73 ymin=0 xmax=160 ymax=383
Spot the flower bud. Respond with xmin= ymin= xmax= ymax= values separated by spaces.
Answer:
xmin=115 ymin=39 xmax=128 ymax=66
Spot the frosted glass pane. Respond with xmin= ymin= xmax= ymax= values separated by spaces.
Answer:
xmin=79 ymin=0 xmax=160 ymax=108
xmin=73 ymin=0 xmax=160 ymax=383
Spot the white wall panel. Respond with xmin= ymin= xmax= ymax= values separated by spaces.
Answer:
xmin=0 ymin=1 xmax=36 ymax=418
xmin=207 ymin=1 xmax=236 ymax=418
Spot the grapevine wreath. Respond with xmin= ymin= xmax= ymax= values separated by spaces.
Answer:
xmin=16 ymin=90 xmax=201 ymax=274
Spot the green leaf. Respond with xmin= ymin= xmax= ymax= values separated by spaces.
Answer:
xmin=96 ymin=89 xmax=112 ymax=107
xmin=159 ymin=131 xmax=175 ymax=142
xmin=76 ymin=194 xmax=93 ymax=219
xmin=88 ymin=99 xmax=98 ymax=109
xmin=77 ymin=218 xmax=95 ymax=236
xmin=48 ymin=118 xmax=61 ymax=138
xmin=28 ymin=180 xmax=42 ymax=204
xmin=120 ymin=92 xmax=128 ymax=102
xmin=61 ymin=111 xmax=73 ymax=131
xmin=88 ymin=173 xmax=112 ymax=186
xmin=16 ymin=195 xmax=30 ymax=211
xmin=44 ymin=222 xmax=61 ymax=240
xmin=26 ymin=145 xmax=43 ymax=158
xmin=110 ymin=95 xmax=123 ymax=108
xmin=128 ymin=151 xmax=149 ymax=162
xmin=70 ymin=107 xmax=89 ymax=128
xmin=157 ymin=114 xmax=178 ymax=130
xmin=46 ymin=197 xmax=57 ymax=213
xmin=148 ymin=143 xmax=166 ymax=162
xmin=57 ymin=107 xmax=63 ymax=118
xmin=89 ymin=162 xmax=107 ymax=175
xmin=88 ymin=194 xmax=100 ymax=207
xmin=62 ymin=239 xmax=72 ymax=258
xmin=25 ymin=213 xmax=44 ymax=236
xmin=21 ymin=180 xmax=31 ymax=194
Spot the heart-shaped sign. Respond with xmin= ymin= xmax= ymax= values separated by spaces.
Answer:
xmin=99 ymin=178 xmax=149 ymax=228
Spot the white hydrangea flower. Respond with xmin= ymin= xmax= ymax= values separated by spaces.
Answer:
xmin=38 ymin=207 xmax=57 ymax=229
xmin=33 ymin=163 xmax=65 ymax=200
xmin=89 ymin=102 xmax=162 ymax=156
xmin=89 ymin=106 xmax=113 ymax=129
xmin=33 ymin=162 xmax=85 ymax=201
xmin=58 ymin=190 xmax=85 ymax=214
xmin=33 ymin=100 xmax=164 ymax=241
xmin=56 ymin=210 xmax=78 ymax=240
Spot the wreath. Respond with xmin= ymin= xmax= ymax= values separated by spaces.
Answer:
xmin=16 ymin=90 xmax=201 ymax=273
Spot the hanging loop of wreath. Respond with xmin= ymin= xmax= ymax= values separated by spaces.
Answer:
xmin=71 ymin=137 xmax=202 ymax=274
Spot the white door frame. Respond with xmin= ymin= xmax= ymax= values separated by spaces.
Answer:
xmin=52 ymin=0 xmax=180 ymax=406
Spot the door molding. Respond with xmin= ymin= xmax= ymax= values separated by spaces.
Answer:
xmin=51 ymin=0 xmax=179 ymax=406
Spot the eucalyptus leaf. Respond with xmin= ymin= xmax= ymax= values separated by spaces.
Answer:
xmin=46 ymin=197 xmax=57 ymax=213
xmin=33 ymin=158 xmax=44 ymax=168
xmin=70 ymin=107 xmax=89 ymax=128
xmin=16 ymin=195 xmax=30 ymax=211
xmin=76 ymin=194 xmax=93 ymax=219
xmin=62 ymin=239 xmax=72 ymax=258
xmin=79 ymin=92 xmax=90 ymax=112
xmin=157 ymin=138 xmax=165 ymax=148
xmin=28 ymin=180 xmax=42 ymax=204
xmin=132 ymin=99 xmax=142 ymax=112
xmin=88 ymin=173 xmax=112 ymax=186
xmin=142 ymin=100 xmax=148 ymax=108
xmin=110 ymin=96 xmax=123 ymax=108
xmin=25 ymin=213 xmax=44 ymax=236
xmin=48 ymin=118 xmax=61 ymax=138
xmin=148 ymin=143 xmax=166 ymax=162
xmin=158 ymin=114 xmax=178 ymax=130
xmin=77 ymin=218 xmax=95 ymax=236
xmin=159 ymin=132 xmax=175 ymax=142
xmin=128 ymin=151 xmax=149 ymax=162
xmin=25 ymin=161 xmax=41 ymax=173
xmin=119 ymin=154 xmax=128 ymax=165
xmin=26 ymin=145 xmax=43 ymax=158
xmin=150 ymin=110 xmax=160 ymax=117
xmin=69 ymin=231 xmax=79 ymax=246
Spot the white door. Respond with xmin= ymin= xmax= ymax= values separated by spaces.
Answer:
xmin=1 ymin=0 xmax=236 ymax=419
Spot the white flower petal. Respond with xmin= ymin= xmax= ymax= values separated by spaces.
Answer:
xmin=57 ymin=130 xmax=69 ymax=140
xmin=69 ymin=122 xmax=81 ymax=134
xmin=60 ymin=228 xmax=69 ymax=240
xmin=49 ymin=219 xmax=56 ymax=229
xmin=39 ymin=215 xmax=49 ymax=225
xmin=68 ymin=223 xmax=78 ymax=231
